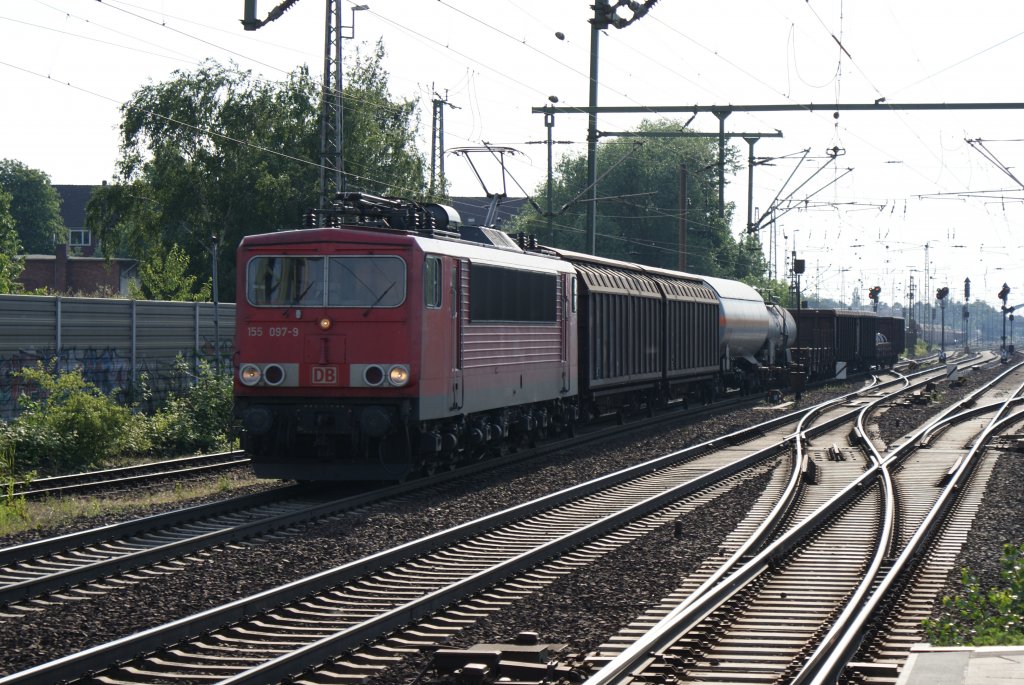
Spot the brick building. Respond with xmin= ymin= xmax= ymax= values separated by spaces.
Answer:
xmin=17 ymin=184 xmax=136 ymax=295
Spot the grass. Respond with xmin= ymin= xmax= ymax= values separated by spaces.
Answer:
xmin=0 ymin=471 xmax=267 ymax=539
xmin=923 ymin=543 xmax=1024 ymax=646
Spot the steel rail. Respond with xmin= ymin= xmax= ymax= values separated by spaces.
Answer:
xmin=0 ymin=438 xmax=797 ymax=684
xmin=581 ymin=358 xmax=1003 ymax=685
xmin=0 ymin=369 xmax=907 ymax=611
xmin=0 ymin=486 xmax=372 ymax=606
xmin=0 ymin=485 xmax=306 ymax=569
xmin=0 ymin=368 xmax=925 ymax=684
xmin=1 ymin=451 xmax=250 ymax=501
xmin=145 ymin=371 xmax=933 ymax=685
xmin=793 ymin=366 xmax=1024 ymax=684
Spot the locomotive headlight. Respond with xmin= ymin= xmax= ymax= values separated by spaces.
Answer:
xmin=239 ymin=364 xmax=262 ymax=386
xmin=263 ymin=363 xmax=286 ymax=386
xmin=318 ymin=316 xmax=332 ymax=331
xmin=363 ymin=365 xmax=385 ymax=386
xmin=388 ymin=364 xmax=410 ymax=387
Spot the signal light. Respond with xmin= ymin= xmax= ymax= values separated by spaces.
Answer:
xmin=590 ymin=0 xmax=615 ymax=29
xmin=936 ymin=287 xmax=949 ymax=300
xmin=868 ymin=286 xmax=881 ymax=301
xmin=998 ymin=283 xmax=1011 ymax=303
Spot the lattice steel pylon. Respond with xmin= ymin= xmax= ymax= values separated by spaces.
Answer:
xmin=319 ymin=0 xmax=345 ymax=211
xmin=242 ymin=0 xmax=357 ymax=216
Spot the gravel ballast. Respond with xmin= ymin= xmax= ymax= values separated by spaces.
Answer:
xmin=1 ymin=360 xmax=1019 ymax=677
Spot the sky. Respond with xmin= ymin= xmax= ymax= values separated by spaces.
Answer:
xmin=3 ymin=0 xmax=1024 ymax=309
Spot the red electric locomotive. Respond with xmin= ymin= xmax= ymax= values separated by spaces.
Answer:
xmin=234 ymin=193 xmax=578 ymax=480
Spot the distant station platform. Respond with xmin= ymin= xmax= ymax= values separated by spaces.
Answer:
xmin=898 ymin=644 xmax=1024 ymax=685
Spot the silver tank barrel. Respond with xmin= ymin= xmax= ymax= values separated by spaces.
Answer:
xmin=765 ymin=303 xmax=796 ymax=365
xmin=701 ymin=275 xmax=771 ymax=362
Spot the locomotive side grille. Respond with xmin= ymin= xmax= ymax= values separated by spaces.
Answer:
xmin=462 ymin=325 xmax=564 ymax=368
xmin=461 ymin=265 xmax=566 ymax=369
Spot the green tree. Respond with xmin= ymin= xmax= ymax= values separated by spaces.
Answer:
xmin=0 ymin=159 xmax=66 ymax=254
xmin=342 ymin=42 xmax=430 ymax=197
xmin=0 ymin=189 xmax=25 ymax=293
xmin=87 ymin=48 xmax=427 ymax=302
xmin=128 ymin=243 xmax=212 ymax=302
xmin=510 ymin=119 xmax=773 ymax=281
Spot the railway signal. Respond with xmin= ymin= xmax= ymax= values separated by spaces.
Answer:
xmin=999 ymin=283 xmax=1011 ymax=361
xmin=963 ymin=278 xmax=971 ymax=353
xmin=1010 ymin=306 xmax=1016 ymax=354
xmin=868 ymin=285 xmax=881 ymax=312
xmin=936 ymin=287 xmax=949 ymax=361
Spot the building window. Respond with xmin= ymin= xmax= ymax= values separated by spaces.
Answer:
xmin=69 ymin=229 xmax=91 ymax=247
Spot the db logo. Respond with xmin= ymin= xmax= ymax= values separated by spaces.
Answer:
xmin=311 ymin=366 xmax=338 ymax=385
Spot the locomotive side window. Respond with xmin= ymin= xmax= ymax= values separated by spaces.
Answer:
xmin=327 ymin=255 xmax=406 ymax=308
xmin=469 ymin=264 xmax=557 ymax=323
xmin=424 ymin=256 xmax=442 ymax=308
xmin=248 ymin=256 xmax=325 ymax=307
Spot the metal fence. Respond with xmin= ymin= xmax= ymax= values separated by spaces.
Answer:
xmin=0 ymin=295 xmax=235 ymax=419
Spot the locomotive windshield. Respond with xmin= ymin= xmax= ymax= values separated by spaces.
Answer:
xmin=327 ymin=256 xmax=406 ymax=307
xmin=247 ymin=255 xmax=406 ymax=308
xmin=248 ymin=256 xmax=324 ymax=307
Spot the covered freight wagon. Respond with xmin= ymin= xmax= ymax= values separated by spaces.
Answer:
xmin=787 ymin=309 xmax=886 ymax=376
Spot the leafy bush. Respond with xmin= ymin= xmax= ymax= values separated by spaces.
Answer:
xmin=148 ymin=361 xmax=234 ymax=457
xmin=0 ymin=441 xmax=31 ymax=524
xmin=0 ymin=359 xmax=235 ymax=478
xmin=0 ymin=363 xmax=147 ymax=475
xmin=923 ymin=543 xmax=1024 ymax=646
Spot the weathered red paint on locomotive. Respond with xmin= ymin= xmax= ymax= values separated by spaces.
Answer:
xmin=234 ymin=227 xmax=422 ymax=402
xmin=234 ymin=222 xmax=579 ymax=480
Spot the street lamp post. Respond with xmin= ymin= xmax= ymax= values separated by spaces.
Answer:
xmin=584 ymin=0 xmax=657 ymax=254
xmin=211 ymin=235 xmax=220 ymax=374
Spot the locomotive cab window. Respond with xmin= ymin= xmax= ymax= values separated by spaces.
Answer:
xmin=327 ymin=255 xmax=406 ymax=308
xmin=248 ymin=256 xmax=325 ymax=307
xmin=424 ymin=256 xmax=442 ymax=308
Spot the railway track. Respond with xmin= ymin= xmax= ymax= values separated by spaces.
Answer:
xmin=578 ymin=356 xmax=1024 ymax=685
xmin=1 ymin=356 xmax=897 ymax=506
xmin=0 ymin=385 xmax=820 ymax=613
xmin=1 ymin=451 xmax=251 ymax=501
xmin=0 ymin=361 xmax=971 ymax=684
xmin=0 ymin=359 xmax=930 ymax=615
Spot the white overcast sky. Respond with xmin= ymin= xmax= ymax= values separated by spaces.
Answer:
xmin=3 ymin=0 xmax=1024 ymax=307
